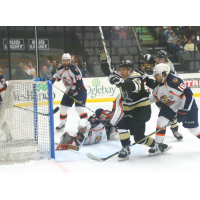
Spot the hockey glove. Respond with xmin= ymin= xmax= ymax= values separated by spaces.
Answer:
xmin=34 ymin=77 xmax=47 ymax=82
xmin=108 ymin=74 xmax=124 ymax=86
xmin=135 ymin=68 xmax=148 ymax=80
xmin=177 ymin=109 xmax=188 ymax=123
xmin=99 ymin=47 xmax=111 ymax=63
xmin=140 ymin=54 xmax=150 ymax=61
xmin=66 ymin=89 xmax=74 ymax=96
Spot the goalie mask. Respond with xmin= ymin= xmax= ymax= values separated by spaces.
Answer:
xmin=95 ymin=109 xmax=113 ymax=125
xmin=62 ymin=53 xmax=71 ymax=69
xmin=77 ymin=119 xmax=91 ymax=135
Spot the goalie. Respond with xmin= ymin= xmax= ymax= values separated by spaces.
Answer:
xmin=55 ymin=110 xmax=117 ymax=150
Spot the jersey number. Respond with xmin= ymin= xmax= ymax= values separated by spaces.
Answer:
xmin=178 ymin=83 xmax=186 ymax=91
xmin=76 ymin=75 xmax=81 ymax=80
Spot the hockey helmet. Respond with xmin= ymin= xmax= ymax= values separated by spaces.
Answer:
xmin=153 ymin=63 xmax=170 ymax=82
xmin=77 ymin=119 xmax=91 ymax=135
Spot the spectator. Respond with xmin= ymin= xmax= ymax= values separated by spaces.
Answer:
xmin=139 ymin=64 xmax=146 ymax=72
xmin=57 ymin=63 xmax=62 ymax=68
xmin=118 ymin=28 xmax=127 ymax=40
xmin=17 ymin=64 xmax=34 ymax=80
xmin=81 ymin=62 xmax=88 ymax=77
xmin=39 ymin=65 xmax=52 ymax=80
xmin=185 ymin=26 xmax=194 ymax=39
xmin=74 ymin=59 xmax=82 ymax=70
xmin=180 ymin=35 xmax=187 ymax=45
xmin=184 ymin=39 xmax=198 ymax=52
xmin=174 ymin=40 xmax=184 ymax=63
xmin=167 ymin=32 xmax=179 ymax=49
xmin=26 ymin=61 xmax=36 ymax=78
xmin=164 ymin=26 xmax=173 ymax=39
xmin=0 ymin=67 xmax=7 ymax=80
xmin=51 ymin=60 xmax=58 ymax=76
xmin=46 ymin=59 xmax=53 ymax=73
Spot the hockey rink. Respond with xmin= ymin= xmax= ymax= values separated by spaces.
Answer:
xmin=0 ymin=98 xmax=200 ymax=173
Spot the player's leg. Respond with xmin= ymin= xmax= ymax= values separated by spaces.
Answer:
xmin=116 ymin=119 xmax=131 ymax=161
xmin=56 ymin=94 xmax=74 ymax=131
xmin=75 ymin=90 xmax=88 ymax=119
xmin=182 ymin=102 xmax=200 ymax=139
xmin=156 ymin=101 xmax=182 ymax=141
xmin=129 ymin=106 xmax=155 ymax=149
xmin=149 ymin=105 xmax=175 ymax=155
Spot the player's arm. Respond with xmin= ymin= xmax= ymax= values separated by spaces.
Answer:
xmin=67 ymin=67 xmax=83 ymax=96
xmin=135 ymin=68 xmax=155 ymax=89
xmin=0 ymin=75 xmax=7 ymax=100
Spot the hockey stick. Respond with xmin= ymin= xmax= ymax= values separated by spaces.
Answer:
xmin=53 ymin=85 xmax=95 ymax=113
xmin=99 ymin=26 xmax=114 ymax=74
xmin=132 ymin=27 xmax=142 ymax=54
xmin=14 ymin=105 xmax=59 ymax=116
xmin=86 ymin=120 xmax=173 ymax=162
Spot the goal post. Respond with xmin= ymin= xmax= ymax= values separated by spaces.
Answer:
xmin=0 ymin=80 xmax=55 ymax=164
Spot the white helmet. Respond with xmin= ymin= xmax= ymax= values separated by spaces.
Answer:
xmin=62 ymin=53 xmax=71 ymax=61
xmin=153 ymin=63 xmax=170 ymax=83
xmin=77 ymin=119 xmax=91 ymax=137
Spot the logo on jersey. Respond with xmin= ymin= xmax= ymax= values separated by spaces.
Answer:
xmin=63 ymin=76 xmax=71 ymax=87
xmin=172 ymin=78 xmax=179 ymax=83
xmin=95 ymin=132 xmax=102 ymax=143
xmin=160 ymin=95 xmax=175 ymax=106
xmin=75 ymin=68 xmax=79 ymax=72
xmin=91 ymin=118 xmax=95 ymax=123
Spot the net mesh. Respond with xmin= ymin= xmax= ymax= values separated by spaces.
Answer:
xmin=0 ymin=80 xmax=53 ymax=165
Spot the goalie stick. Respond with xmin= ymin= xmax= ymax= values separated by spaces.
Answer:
xmin=53 ymin=85 xmax=95 ymax=113
xmin=14 ymin=105 xmax=59 ymax=116
xmin=86 ymin=120 xmax=174 ymax=162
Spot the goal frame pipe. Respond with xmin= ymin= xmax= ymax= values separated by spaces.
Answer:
xmin=48 ymin=80 xmax=55 ymax=159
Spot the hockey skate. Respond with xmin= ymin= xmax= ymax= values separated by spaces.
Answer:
xmin=171 ymin=129 xmax=183 ymax=141
xmin=118 ymin=145 xmax=131 ymax=162
xmin=56 ymin=124 xmax=65 ymax=131
xmin=149 ymin=143 xmax=172 ymax=156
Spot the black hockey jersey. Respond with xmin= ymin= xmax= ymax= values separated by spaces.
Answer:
xmin=101 ymin=62 xmax=150 ymax=113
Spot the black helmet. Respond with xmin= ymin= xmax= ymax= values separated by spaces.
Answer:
xmin=155 ymin=50 xmax=168 ymax=59
xmin=119 ymin=60 xmax=134 ymax=68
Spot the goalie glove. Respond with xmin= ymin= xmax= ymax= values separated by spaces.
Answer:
xmin=177 ymin=109 xmax=188 ymax=123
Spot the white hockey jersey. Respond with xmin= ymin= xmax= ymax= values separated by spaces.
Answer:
xmin=0 ymin=74 xmax=7 ymax=102
xmin=53 ymin=64 xmax=86 ymax=95
xmin=149 ymin=74 xmax=194 ymax=112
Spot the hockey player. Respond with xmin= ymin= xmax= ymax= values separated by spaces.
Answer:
xmin=138 ymin=50 xmax=182 ymax=141
xmin=99 ymin=49 xmax=170 ymax=161
xmin=0 ymin=72 xmax=6 ymax=102
xmin=51 ymin=53 xmax=88 ymax=131
xmin=0 ymin=72 xmax=12 ymax=142
xmin=143 ymin=63 xmax=200 ymax=155
xmin=140 ymin=50 xmax=175 ymax=73
xmin=55 ymin=111 xmax=117 ymax=150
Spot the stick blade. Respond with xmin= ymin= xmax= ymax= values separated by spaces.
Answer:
xmin=53 ymin=107 xmax=59 ymax=114
xmin=86 ymin=153 xmax=104 ymax=162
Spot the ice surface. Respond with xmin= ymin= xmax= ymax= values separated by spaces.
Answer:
xmin=0 ymin=98 xmax=200 ymax=173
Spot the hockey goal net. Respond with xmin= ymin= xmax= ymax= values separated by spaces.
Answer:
xmin=0 ymin=80 xmax=55 ymax=165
